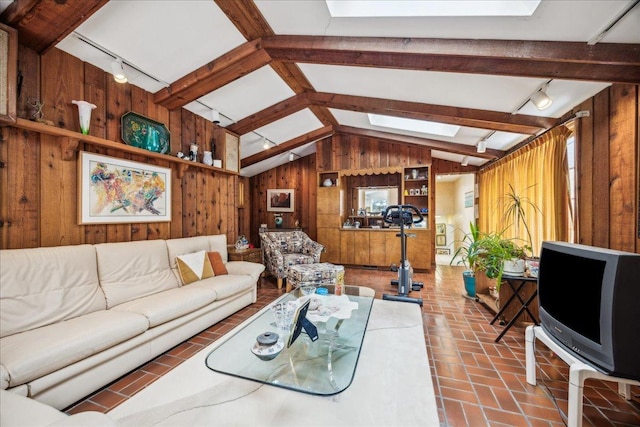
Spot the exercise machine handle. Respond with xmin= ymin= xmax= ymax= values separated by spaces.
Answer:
xmin=382 ymin=205 xmax=424 ymax=225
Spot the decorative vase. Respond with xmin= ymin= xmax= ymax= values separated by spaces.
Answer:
xmin=203 ymin=151 xmax=213 ymax=166
xmin=275 ymin=216 xmax=283 ymax=228
xmin=323 ymin=178 xmax=333 ymax=187
xmin=189 ymin=143 xmax=198 ymax=162
xmin=411 ymin=169 xmax=418 ymax=179
xmin=72 ymin=100 xmax=97 ymax=135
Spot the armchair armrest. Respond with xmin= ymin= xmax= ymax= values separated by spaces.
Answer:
xmin=301 ymin=238 xmax=324 ymax=262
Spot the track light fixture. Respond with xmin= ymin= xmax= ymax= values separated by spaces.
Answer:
xmin=530 ymin=84 xmax=553 ymax=110
xmin=289 ymin=152 xmax=295 ymax=162
xmin=477 ymin=139 xmax=487 ymax=154
xmin=111 ymin=58 xmax=127 ymax=84
xmin=211 ymin=109 xmax=220 ymax=124
xmin=461 ymin=156 xmax=469 ymax=166
xmin=263 ymin=137 xmax=270 ymax=150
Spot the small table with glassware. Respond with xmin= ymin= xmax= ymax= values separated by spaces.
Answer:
xmin=205 ymin=287 xmax=374 ymax=396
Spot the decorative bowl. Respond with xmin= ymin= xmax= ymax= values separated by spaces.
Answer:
xmin=251 ymin=332 xmax=284 ymax=361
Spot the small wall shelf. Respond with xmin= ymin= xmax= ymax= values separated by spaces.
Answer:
xmin=8 ymin=118 xmax=238 ymax=179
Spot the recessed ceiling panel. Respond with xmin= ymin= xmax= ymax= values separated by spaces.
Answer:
xmin=256 ymin=0 xmax=637 ymax=42
xmin=196 ymin=66 xmax=296 ymax=123
xmin=330 ymin=109 xmax=490 ymax=147
xmin=240 ymin=109 xmax=323 ymax=158
xmin=300 ymin=63 xmax=545 ymax=113
xmin=63 ymin=1 xmax=246 ymax=84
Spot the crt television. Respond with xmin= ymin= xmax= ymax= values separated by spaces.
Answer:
xmin=538 ymin=241 xmax=640 ymax=381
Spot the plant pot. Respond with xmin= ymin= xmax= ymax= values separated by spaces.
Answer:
xmin=503 ymin=258 xmax=525 ymax=276
xmin=462 ymin=270 xmax=476 ymax=297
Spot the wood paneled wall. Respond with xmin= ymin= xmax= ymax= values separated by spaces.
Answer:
xmin=574 ymin=84 xmax=639 ymax=253
xmin=317 ymin=133 xmax=432 ymax=171
xmin=248 ymin=153 xmax=318 ymax=247
xmin=0 ymin=46 xmax=240 ymax=249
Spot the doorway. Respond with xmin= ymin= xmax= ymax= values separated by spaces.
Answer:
xmin=434 ymin=173 xmax=476 ymax=266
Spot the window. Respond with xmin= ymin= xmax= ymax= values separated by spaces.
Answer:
xmin=358 ymin=187 xmax=398 ymax=214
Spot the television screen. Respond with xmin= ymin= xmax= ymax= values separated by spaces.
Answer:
xmin=538 ymin=241 xmax=640 ymax=381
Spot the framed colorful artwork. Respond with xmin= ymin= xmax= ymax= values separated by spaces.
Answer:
xmin=78 ymin=151 xmax=171 ymax=224
xmin=267 ymin=189 xmax=294 ymax=212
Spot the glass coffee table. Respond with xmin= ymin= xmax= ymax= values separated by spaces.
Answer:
xmin=205 ymin=290 xmax=374 ymax=396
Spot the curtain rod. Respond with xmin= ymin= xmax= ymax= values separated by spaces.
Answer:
xmin=480 ymin=110 xmax=590 ymax=171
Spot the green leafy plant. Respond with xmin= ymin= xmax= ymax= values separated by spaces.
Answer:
xmin=450 ymin=222 xmax=482 ymax=273
xmin=501 ymin=183 xmax=541 ymax=256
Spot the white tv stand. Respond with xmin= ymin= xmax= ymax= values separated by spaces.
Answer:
xmin=525 ymin=326 xmax=640 ymax=427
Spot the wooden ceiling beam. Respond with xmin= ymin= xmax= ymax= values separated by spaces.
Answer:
xmin=263 ymin=36 xmax=640 ymax=84
xmin=308 ymin=92 xmax=555 ymax=135
xmin=228 ymin=93 xmax=311 ymax=135
xmin=0 ymin=0 xmax=109 ymax=54
xmin=335 ymin=125 xmax=503 ymax=160
xmin=153 ymin=40 xmax=271 ymax=110
xmin=241 ymin=125 xmax=334 ymax=167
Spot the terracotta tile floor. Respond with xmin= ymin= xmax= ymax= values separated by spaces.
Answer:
xmin=66 ymin=265 xmax=640 ymax=426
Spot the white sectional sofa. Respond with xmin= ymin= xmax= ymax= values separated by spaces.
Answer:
xmin=0 ymin=235 xmax=264 ymax=410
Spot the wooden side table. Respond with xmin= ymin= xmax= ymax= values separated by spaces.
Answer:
xmin=227 ymin=247 xmax=263 ymax=264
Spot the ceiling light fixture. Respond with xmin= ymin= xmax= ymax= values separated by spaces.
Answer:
xmin=262 ymin=137 xmax=270 ymax=150
xmin=211 ymin=109 xmax=220 ymax=124
xmin=461 ymin=156 xmax=469 ymax=166
xmin=289 ymin=152 xmax=295 ymax=162
xmin=530 ymin=84 xmax=553 ymax=110
xmin=477 ymin=140 xmax=487 ymax=154
xmin=111 ymin=58 xmax=127 ymax=84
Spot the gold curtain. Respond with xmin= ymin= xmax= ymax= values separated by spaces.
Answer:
xmin=478 ymin=126 xmax=572 ymax=255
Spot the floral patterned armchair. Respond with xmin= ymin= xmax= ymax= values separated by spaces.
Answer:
xmin=259 ymin=230 xmax=324 ymax=290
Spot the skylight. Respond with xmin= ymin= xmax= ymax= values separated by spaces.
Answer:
xmin=325 ymin=1 xmax=541 ymax=17
xmin=368 ymin=114 xmax=460 ymax=137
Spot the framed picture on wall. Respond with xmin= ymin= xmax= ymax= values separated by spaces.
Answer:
xmin=78 ymin=151 xmax=171 ymax=224
xmin=436 ymin=223 xmax=446 ymax=235
xmin=267 ymin=189 xmax=294 ymax=212
xmin=436 ymin=234 xmax=447 ymax=247
xmin=464 ymin=191 xmax=474 ymax=208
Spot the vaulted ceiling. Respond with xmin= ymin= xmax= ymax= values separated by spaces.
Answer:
xmin=2 ymin=0 xmax=639 ymax=176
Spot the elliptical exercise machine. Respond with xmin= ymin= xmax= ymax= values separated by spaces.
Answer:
xmin=381 ymin=205 xmax=424 ymax=306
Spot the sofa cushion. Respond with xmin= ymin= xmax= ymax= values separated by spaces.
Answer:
xmin=206 ymin=235 xmax=229 ymax=262
xmin=0 ymin=245 xmax=105 ymax=338
xmin=95 ymin=240 xmax=179 ymax=308
xmin=191 ymin=274 xmax=255 ymax=300
xmin=176 ymin=250 xmax=214 ymax=285
xmin=207 ymin=251 xmax=228 ymax=275
xmin=165 ymin=236 xmax=211 ymax=269
xmin=0 ymin=310 xmax=148 ymax=388
xmin=111 ymin=285 xmax=217 ymax=328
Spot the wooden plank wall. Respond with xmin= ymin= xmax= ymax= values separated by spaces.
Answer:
xmin=248 ymin=153 xmax=317 ymax=248
xmin=0 ymin=46 xmax=239 ymax=249
xmin=574 ymin=84 xmax=639 ymax=253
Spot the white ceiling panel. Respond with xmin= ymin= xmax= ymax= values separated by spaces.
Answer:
xmin=241 ymin=142 xmax=317 ymax=177
xmin=330 ymin=109 xmax=495 ymax=147
xmin=196 ymin=66 xmax=296 ymax=123
xmin=299 ymin=63 xmax=551 ymax=113
xmin=240 ymin=109 xmax=323 ymax=158
xmin=256 ymin=0 xmax=637 ymax=42
xmin=69 ymin=1 xmax=247 ymax=83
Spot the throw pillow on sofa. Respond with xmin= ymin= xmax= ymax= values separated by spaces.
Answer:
xmin=207 ymin=251 xmax=228 ymax=276
xmin=176 ymin=250 xmax=214 ymax=285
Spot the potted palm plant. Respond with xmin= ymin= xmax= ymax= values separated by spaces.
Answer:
xmin=451 ymin=222 xmax=482 ymax=298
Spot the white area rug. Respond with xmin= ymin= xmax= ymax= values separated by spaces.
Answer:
xmin=109 ymin=299 xmax=439 ymax=427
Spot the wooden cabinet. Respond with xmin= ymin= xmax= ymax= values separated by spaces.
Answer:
xmin=369 ymin=231 xmax=387 ymax=266
xmin=317 ymin=184 xmax=342 ymax=262
xmin=406 ymin=231 xmax=431 ymax=269
xmin=340 ymin=231 xmax=355 ymax=264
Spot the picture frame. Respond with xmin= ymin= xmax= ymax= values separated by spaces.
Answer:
xmin=224 ymin=131 xmax=239 ymax=173
xmin=78 ymin=151 xmax=171 ymax=224
xmin=464 ymin=191 xmax=474 ymax=208
xmin=0 ymin=23 xmax=17 ymax=124
xmin=436 ymin=223 xmax=446 ymax=235
xmin=267 ymin=189 xmax=294 ymax=212
xmin=436 ymin=234 xmax=447 ymax=246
